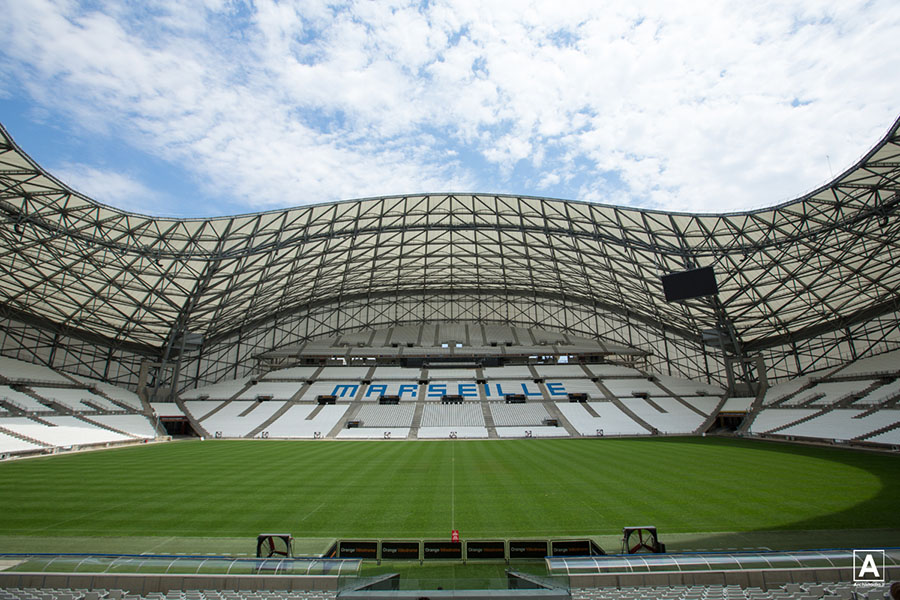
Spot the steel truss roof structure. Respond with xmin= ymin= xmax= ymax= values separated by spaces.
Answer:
xmin=1 ymin=116 xmax=899 ymax=392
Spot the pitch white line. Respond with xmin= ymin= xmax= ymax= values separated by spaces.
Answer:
xmin=299 ymin=501 xmax=327 ymax=522
xmin=450 ymin=442 xmax=455 ymax=531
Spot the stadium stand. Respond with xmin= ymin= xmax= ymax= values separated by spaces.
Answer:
xmin=777 ymin=409 xmax=900 ymax=440
xmin=489 ymin=402 xmax=550 ymax=426
xmin=586 ymin=364 xmax=643 ymax=378
xmin=354 ymin=404 xmax=415 ymax=427
xmin=782 ymin=380 xmax=876 ymax=406
xmin=602 ymin=378 xmax=668 ymax=398
xmin=830 ymin=347 xmax=900 ymax=376
xmin=181 ymin=377 xmax=253 ymax=400
xmin=618 ymin=397 xmax=706 ymax=434
xmin=1 ymin=416 xmax=133 ymax=446
xmin=371 ymin=366 xmax=421 ymax=380
xmin=67 ymin=375 xmax=145 ymax=410
xmin=749 ymin=409 xmax=819 ymax=434
xmin=261 ymin=366 xmax=319 ymax=380
xmin=199 ymin=400 xmax=289 ymax=438
xmin=236 ymin=381 xmax=303 ymax=401
xmin=316 ymin=366 xmax=371 ymax=380
xmin=87 ymin=414 xmax=159 ymax=438
xmin=533 ymin=364 xmax=590 ymax=378
xmin=0 ymin=429 xmax=46 ymax=453
xmin=556 ymin=401 xmax=646 ymax=436
xmin=256 ymin=404 xmax=348 ymax=438
xmin=0 ymin=355 xmax=72 ymax=385
xmin=31 ymin=387 xmax=121 ymax=412
xmin=420 ymin=403 xmax=485 ymax=427
xmin=720 ymin=397 xmax=755 ymax=412
xmin=0 ymin=385 xmax=51 ymax=412
xmin=762 ymin=377 xmax=811 ymax=405
xmin=495 ymin=425 xmax=566 ymax=437
xmin=652 ymin=374 xmax=725 ymax=396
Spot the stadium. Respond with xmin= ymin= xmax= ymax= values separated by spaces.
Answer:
xmin=0 ymin=112 xmax=899 ymax=600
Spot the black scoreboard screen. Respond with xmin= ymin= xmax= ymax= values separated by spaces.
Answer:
xmin=465 ymin=541 xmax=505 ymax=560
xmin=661 ymin=266 xmax=718 ymax=302
xmin=508 ymin=540 xmax=548 ymax=559
xmin=423 ymin=541 xmax=462 ymax=560
xmin=338 ymin=541 xmax=377 ymax=559
xmin=381 ymin=541 xmax=420 ymax=560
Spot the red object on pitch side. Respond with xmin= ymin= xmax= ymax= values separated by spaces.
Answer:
xmin=451 ymin=529 xmax=460 ymax=542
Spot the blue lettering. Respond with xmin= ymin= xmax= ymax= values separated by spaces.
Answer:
xmin=366 ymin=384 xmax=387 ymax=398
xmin=457 ymin=383 xmax=478 ymax=397
xmin=520 ymin=382 xmax=542 ymax=397
xmin=546 ymin=382 xmax=567 ymax=396
xmin=331 ymin=384 xmax=359 ymax=398
xmin=427 ymin=384 xmax=447 ymax=398
xmin=397 ymin=384 xmax=418 ymax=398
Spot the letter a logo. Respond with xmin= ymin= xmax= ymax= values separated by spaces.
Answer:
xmin=853 ymin=550 xmax=884 ymax=582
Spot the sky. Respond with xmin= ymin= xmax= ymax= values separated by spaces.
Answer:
xmin=0 ymin=0 xmax=898 ymax=218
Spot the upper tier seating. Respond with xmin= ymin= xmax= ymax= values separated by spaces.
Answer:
xmin=720 ymin=397 xmax=755 ymax=411
xmin=316 ymin=366 xmax=371 ymax=380
xmin=181 ymin=376 xmax=252 ymax=400
xmin=261 ymin=366 xmax=319 ymax=380
xmin=602 ymin=378 xmax=667 ymax=397
xmin=482 ymin=365 xmax=534 ymax=379
xmin=762 ymin=377 xmax=810 ymax=405
xmin=0 ymin=355 xmax=71 ymax=385
xmin=783 ymin=380 xmax=875 ymax=406
xmin=236 ymin=381 xmax=303 ymax=401
xmin=831 ymin=348 xmax=900 ymax=377
xmin=371 ymin=366 xmax=422 ymax=380
xmin=533 ymin=364 xmax=590 ymax=378
xmin=74 ymin=378 xmax=143 ymax=410
xmin=426 ymin=368 xmax=480 ymax=379
xmin=652 ymin=374 xmax=724 ymax=396
xmin=32 ymin=387 xmax=121 ymax=412
xmin=586 ymin=364 xmax=643 ymax=377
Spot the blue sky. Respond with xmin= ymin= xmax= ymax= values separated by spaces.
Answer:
xmin=1 ymin=0 xmax=898 ymax=218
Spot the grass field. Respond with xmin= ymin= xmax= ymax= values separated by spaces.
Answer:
xmin=1 ymin=436 xmax=898 ymax=557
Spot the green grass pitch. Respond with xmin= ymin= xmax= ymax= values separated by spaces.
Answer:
xmin=0 ymin=436 xmax=897 ymax=554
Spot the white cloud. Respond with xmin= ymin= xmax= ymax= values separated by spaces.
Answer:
xmin=0 ymin=0 xmax=898 ymax=215
xmin=51 ymin=163 xmax=170 ymax=215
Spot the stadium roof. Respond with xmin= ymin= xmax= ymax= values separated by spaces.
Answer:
xmin=1 ymin=116 xmax=898 ymax=362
